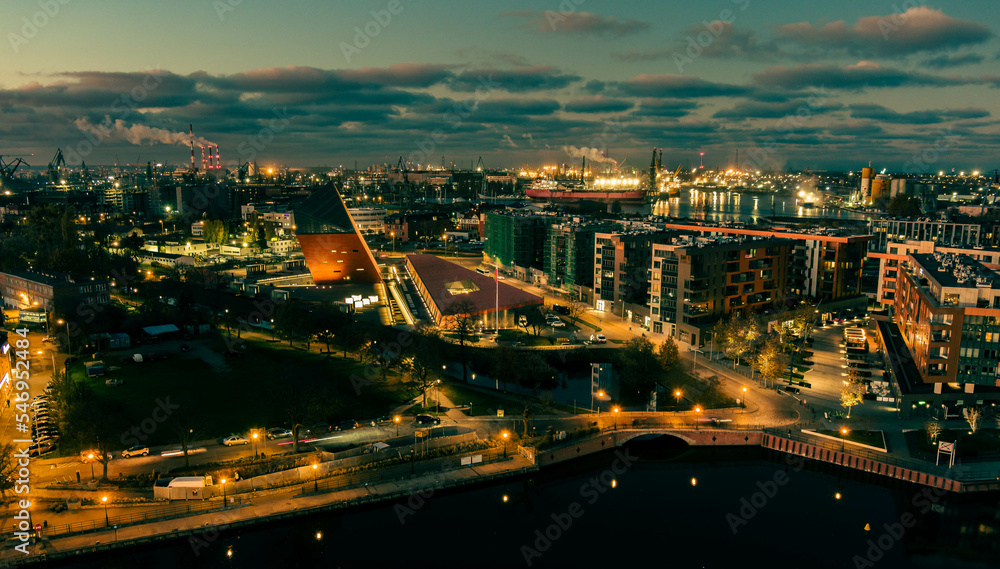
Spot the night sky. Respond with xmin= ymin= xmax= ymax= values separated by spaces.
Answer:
xmin=2 ymin=0 xmax=998 ymax=171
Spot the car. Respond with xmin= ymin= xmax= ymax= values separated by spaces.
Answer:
xmin=415 ymin=414 xmax=441 ymax=425
xmin=122 ymin=445 xmax=150 ymax=458
xmin=550 ymin=320 xmax=566 ymax=328
xmin=782 ymin=386 xmax=801 ymax=395
xmin=179 ymin=344 xmax=191 ymax=352
xmin=552 ymin=305 xmax=569 ymax=315
xmin=42 ymin=336 xmax=57 ymax=343
xmin=847 ymin=362 xmax=871 ymax=369
xmin=371 ymin=415 xmax=394 ymax=426
xmin=27 ymin=442 xmax=55 ymax=457
xmin=595 ymin=334 xmax=607 ymax=343
xmin=338 ymin=420 xmax=360 ymax=431
xmin=221 ymin=435 xmax=249 ymax=446
xmin=266 ymin=427 xmax=292 ymax=440
xmin=308 ymin=423 xmax=333 ymax=435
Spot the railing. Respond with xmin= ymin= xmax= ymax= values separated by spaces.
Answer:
xmin=302 ymin=447 xmax=509 ymax=495
xmin=16 ymin=497 xmax=247 ymax=539
xmin=762 ymin=428 xmax=1000 ymax=482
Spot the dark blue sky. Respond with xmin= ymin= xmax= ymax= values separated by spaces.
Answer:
xmin=2 ymin=0 xmax=998 ymax=172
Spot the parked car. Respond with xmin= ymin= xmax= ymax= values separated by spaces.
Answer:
xmin=42 ymin=336 xmax=57 ymax=343
xmin=266 ymin=427 xmax=292 ymax=440
xmin=371 ymin=416 xmax=394 ymax=426
xmin=308 ymin=423 xmax=334 ymax=435
xmin=221 ymin=435 xmax=249 ymax=446
xmin=782 ymin=386 xmax=801 ymax=395
xmin=552 ymin=304 xmax=569 ymax=315
xmin=847 ymin=362 xmax=871 ymax=369
xmin=27 ymin=442 xmax=55 ymax=457
xmin=122 ymin=445 xmax=150 ymax=458
xmin=595 ymin=334 xmax=607 ymax=343
xmin=338 ymin=419 xmax=360 ymax=431
xmin=415 ymin=414 xmax=441 ymax=425
xmin=550 ymin=320 xmax=566 ymax=328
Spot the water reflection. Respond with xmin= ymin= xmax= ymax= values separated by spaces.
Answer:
xmin=640 ymin=190 xmax=864 ymax=224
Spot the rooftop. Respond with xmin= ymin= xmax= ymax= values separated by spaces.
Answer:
xmin=910 ymin=253 xmax=1000 ymax=290
xmin=405 ymin=254 xmax=542 ymax=316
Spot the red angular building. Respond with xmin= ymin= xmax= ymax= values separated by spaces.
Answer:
xmin=294 ymin=186 xmax=382 ymax=285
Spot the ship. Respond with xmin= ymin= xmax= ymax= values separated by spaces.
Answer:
xmin=525 ymin=177 xmax=646 ymax=202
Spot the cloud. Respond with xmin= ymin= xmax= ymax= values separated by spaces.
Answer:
xmin=449 ymin=66 xmax=580 ymax=92
xmin=632 ymin=98 xmax=700 ymax=118
xmin=563 ymin=96 xmax=633 ymax=114
xmin=713 ymin=100 xmax=842 ymax=120
xmin=619 ymin=74 xmax=747 ymax=98
xmin=752 ymin=61 xmax=967 ymax=90
xmin=502 ymin=10 xmax=649 ymax=38
xmin=614 ymin=22 xmax=780 ymax=61
xmin=921 ymin=53 xmax=985 ymax=69
xmin=848 ymin=103 xmax=989 ymax=124
xmin=75 ymin=117 xmax=214 ymax=146
xmin=776 ymin=7 xmax=992 ymax=57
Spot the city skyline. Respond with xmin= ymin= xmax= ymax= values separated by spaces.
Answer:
xmin=2 ymin=1 xmax=999 ymax=171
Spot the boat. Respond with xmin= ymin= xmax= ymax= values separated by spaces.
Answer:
xmin=526 ymin=178 xmax=645 ymax=203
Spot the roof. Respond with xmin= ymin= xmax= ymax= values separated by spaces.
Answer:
xmin=168 ymin=477 xmax=207 ymax=488
xmin=293 ymin=186 xmax=358 ymax=235
xmin=142 ymin=324 xmax=180 ymax=336
xmin=406 ymin=254 xmax=542 ymax=316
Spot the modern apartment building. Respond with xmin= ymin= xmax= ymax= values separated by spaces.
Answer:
xmin=593 ymin=229 xmax=676 ymax=320
xmin=656 ymin=222 xmax=871 ymax=303
xmin=483 ymin=211 xmax=552 ymax=271
xmin=0 ymin=270 xmax=110 ymax=313
xmin=648 ymin=235 xmax=793 ymax=346
xmin=544 ymin=220 xmax=617 ymax=294
xmin=346 ymin=208 xmax=387 ymax=236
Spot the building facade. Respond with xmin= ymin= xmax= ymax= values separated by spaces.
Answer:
xmin=483 ymin=212 xmax=551 ymax=271
xmin=544 ymin=220 xmax=616 ymax=294
xmin=0 ymin=270 xmax=110 ymax=312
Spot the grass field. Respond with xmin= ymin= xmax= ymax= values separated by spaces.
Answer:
xmin=438 ymin=383 xmax=516 ymax=417
xmin=63 ymin=336 xmax=415 ymax=447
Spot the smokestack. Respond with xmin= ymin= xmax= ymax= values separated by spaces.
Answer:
xmin=189 ymin=124 xmax=194 ymax=169
xmin=201 ymin=146 xmax=206 ymax=170
xmin=215 ymin=145 xmax=220 ymax=170
xmin=581 ymin=156 xmax=585 ymax=184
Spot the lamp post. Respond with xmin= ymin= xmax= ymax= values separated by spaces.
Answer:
xmin=502 ymin=431 xmax=509 ymax=458
xmin=391 ymin=231 xmax=395 ymax=253
xmin=88 ymin=453 xmax=95 ymax=480
xmin=252 ymin=431 xmax=259 ymax=458
xmin=742 ymin=387 xmax=748 ymax=413
xmin=593 ymin=389 xmax=605 ymax=414
xmin=312 ymin=463 xmax=319 ymax=492
xmin=435 ymin=379 xmax=441 ymax=413
xmin=101 ymin=496 xmax=109 ymax=527
xmin=57 ymin=319 xmax=70 ymax=354
xmin=612 ymin=406 xmax=620 ymax=430
xmin=270 ymin=319 xmax=275 ymax=341
xmin=221 ymin=478 xmax=227 ymax=507
xmin=674 ymin=390 xmax=682 ymax=410
xmin=841 ymin=428 xmax=848 ymax=453
xmin=695 ymin=406 xmax=702 ymax=430
xmin=394 ymin=415 xmax=400 ymax=437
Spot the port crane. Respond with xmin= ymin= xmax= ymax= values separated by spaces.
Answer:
xmin=1 ymin=154 xmax=30 ymax=190
xmin=47 ymin=148 xmax=65 ymax=183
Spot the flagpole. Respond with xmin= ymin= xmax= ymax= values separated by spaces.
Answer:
xmin=495 ymin=266 xmax=499 ymax=335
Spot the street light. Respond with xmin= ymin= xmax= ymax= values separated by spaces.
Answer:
xmin=102 ymin=496 xmax=109 ymax=526
xmin=502 ymin=431 xmax=509 ymax=458
xmin=252 ymin=431 xmax=259 ymax=458
xmin=221 ymin=478 xmax=227 ymax=507
xmin=312 ymin=463 xmax=319 ymax=492
xmin=394 ymin=415 xmax=400 ymax=436
xmin=391 ymin=231 xmax=395 ymax=253
xmin=694 ymin=406 xmax=702 ymax=430
xmin=612 ymin=406 xmax=620 ymax=430
xmin=593 ymin=389 xmax=605 ymax=414
xmin=841 ymin=428 xmax=849 ymax=453
xmin=742 ymin=387 xmax=748 ymax=413
xmin=674 ymin=389 xmax=682 ymax=409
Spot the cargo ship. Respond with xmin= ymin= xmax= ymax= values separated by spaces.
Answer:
xmin=526 ymin=178 xmax=645 ymax=203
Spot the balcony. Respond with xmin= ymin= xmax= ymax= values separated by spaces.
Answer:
xmin=930 ymin=332 xmax=951 ymax=343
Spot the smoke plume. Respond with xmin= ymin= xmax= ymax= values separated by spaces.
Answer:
xmin=74 ymin=117 xmax=214 ymax=147
xmin=562 ymin=145 xmax=615 ymax=164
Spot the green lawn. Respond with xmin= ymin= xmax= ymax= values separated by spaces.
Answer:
xmin=816 ymin=429 xmax=886 ymax=450
xmin=905 ymin=429 xmax=1000 ymax=462
xmin=439 ymin=383 xmax=516 ymax=417
xmin=62 ymin=336 xmax=414 ymax=447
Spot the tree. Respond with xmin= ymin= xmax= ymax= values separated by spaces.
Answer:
xmin=119 ymin=231 xmax=144 ymax=251
xmin=521 ymin=405 xmax=535 ymax=436
xmin=566 ymin=302 xmax=587 ymax=328
xmin=619 ymin=336 xmax=661 ymax=398
xmin=0 ymin=443 xmax=21 ymax=498
xmin=361 ymin=339 xmax=401 ymax=384
xmin=840 ymin=381 xmax=866 ymax=418
xmin=754 ymin=338 xmax=788 ymax=389
xmin=272 ymin=301 xmax=304 ymax=346
xmin=657 ymin=338 xmax=680 ymax=372
xmin=925 ymin=420 xmax=942 ymax=444
xmin=965 ymin=407 xmax=984 ymax=434
xmin=403 ymin=326 xmax=443 ymax=406
xmin=442 ymin=298 xmax=477 ymax=382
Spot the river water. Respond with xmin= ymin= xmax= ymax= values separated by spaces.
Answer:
xmin=634 ymin=190 xmax=868 ymax=224
xmin=48 ymin=441 xmax=999 ymax=569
